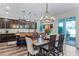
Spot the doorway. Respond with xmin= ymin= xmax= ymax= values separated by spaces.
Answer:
xmin=58 ymin=16 xmax=76 ymax=46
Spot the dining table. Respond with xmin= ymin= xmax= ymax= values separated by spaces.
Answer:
xmin=16 ymin=33 xmax=50 ymax=55
xmin=33 ymin=40 xmax=49 ymax=47
xmin=33 ymin=40 xmax=49 ymax=55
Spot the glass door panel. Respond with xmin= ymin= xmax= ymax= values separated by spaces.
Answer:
xmin=65 ymin=20 xmax=76 ymax=46
xmin=58 ymin=16 xmax=76 ymax=46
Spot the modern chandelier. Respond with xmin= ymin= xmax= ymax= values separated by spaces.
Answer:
xmin=40 ymin=3 xmax=55 ymax=24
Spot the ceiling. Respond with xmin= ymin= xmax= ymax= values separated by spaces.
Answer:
xmin=0 ymin=3 xmax=79 ymax=19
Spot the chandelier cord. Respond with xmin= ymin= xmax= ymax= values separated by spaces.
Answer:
xmin=46 ymin=3 xmax=48 ymax=14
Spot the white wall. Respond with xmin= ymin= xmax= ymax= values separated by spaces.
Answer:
xmin=54 ymin=8 xmax=79 ymax=48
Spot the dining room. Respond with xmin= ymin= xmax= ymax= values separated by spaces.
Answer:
xmin=0 ymin=3 xmax=79 ymax=56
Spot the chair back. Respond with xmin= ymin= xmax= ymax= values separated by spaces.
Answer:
xmin=32 ymin=32 xmax=39 ymax=39
xmin=16 ymin=35 xmax=20 ymax=38
xmin=49 ymin=35 xmax=56 ymax=50
xmin=25 ymin=37 xmax=34 ymax=55
xmin=16 ymin=35 xmax=20 ymax=41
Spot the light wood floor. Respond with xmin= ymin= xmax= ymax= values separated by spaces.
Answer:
xmin=0 ymin=43 xmax=79 ymax=56
xmin=0 ymin=44 xmax=27 ymax=56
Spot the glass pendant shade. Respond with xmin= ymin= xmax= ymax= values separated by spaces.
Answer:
xmin=40 ymin=14 xmax=54 ymax=24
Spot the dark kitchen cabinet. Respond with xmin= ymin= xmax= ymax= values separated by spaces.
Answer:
xmin=0 ymin=33 xmax=16 ymax=43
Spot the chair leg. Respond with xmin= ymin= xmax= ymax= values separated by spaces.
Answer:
xmin=62 ymin=48 xmax=64 ymax=56
xmin=56 ymin=52 xmax=59 ymax=56
xmin=27 ymin=52 xmax=30 ymax=56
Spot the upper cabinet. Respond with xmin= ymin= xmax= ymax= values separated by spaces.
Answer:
xmin=0 ymin=18 xmax=37 ymax=29
xmin=0 ymin=18 xmax=5 ymax=28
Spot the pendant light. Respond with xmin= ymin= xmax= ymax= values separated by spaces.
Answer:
xmin=40 ymin=3 xmax=55 ymax=24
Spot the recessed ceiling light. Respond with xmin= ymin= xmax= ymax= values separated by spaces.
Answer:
xmin=6 ymin=6 xmax=10 ymax=9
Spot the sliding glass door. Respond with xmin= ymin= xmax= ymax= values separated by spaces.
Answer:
xmin=58 ymin=16 xmax=76 ymax=46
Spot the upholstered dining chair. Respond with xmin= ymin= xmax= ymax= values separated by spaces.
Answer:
xmin=16 ymin=35 xmax=27 ymax=47
xmin=41 ymin=35 xmax=57 ymax=56
xmin=25 ymin=37 xmax=39 ymax=56
xmin=55 ymin=34 xmax=64 ymax=56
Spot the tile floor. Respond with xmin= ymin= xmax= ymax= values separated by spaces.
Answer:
xmin=63 ymin=44 xmax=79 ymax=56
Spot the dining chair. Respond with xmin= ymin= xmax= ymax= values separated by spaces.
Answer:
xmin=55 ymin=34 xmax=64 ymax=56
xmin=25 ymin=37 xmax=39 ymax=56
xmin=32 ymin=32 xmax=40 ymax=40
xmin=16 ymin=35 xmax=20 ymax=46
xmin=41 ymin=35 xmax=57 ymax=56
